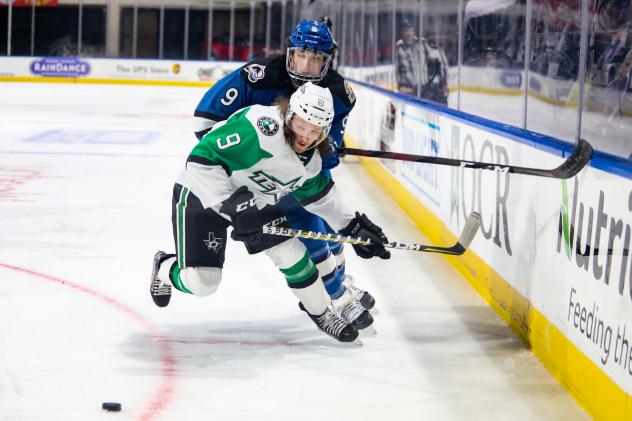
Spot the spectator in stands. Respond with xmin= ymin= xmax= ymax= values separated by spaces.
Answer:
xmin=423 ymin=33 xmax=450 ymax=105
xmin=395 ymin=20 xmax=422 ymax=96
xmin=394 ymin=20 xmax=449 ymax=105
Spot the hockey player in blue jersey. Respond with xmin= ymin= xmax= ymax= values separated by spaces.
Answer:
xmin=193 ymin=19 xmax=385 ymax=329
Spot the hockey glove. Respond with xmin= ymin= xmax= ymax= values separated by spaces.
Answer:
xmin=219 ymin=186 xmax=262 ymax=245
xmin=339 ymin=212 xmax=391 ymax=260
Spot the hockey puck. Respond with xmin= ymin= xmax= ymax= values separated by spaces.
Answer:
xmin=102 ymin=402 xmax=122 ymax=412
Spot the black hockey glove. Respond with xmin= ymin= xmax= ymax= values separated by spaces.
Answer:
xmin=339 ymin=212 xmax=391 ymax=260
xmin=219 ymin=186 xmax=262 ymax=245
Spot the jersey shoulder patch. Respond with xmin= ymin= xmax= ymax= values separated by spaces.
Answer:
xmin=343 ymin=79 xmax=356 ymax=105
xmin=243 ymin=63 xmax=266 ymax=83
xmin=244 ymin=105 xmax=288 ymax=154
xmin=240 ymin=55 xmax=290 ymax=89
xmin=323 ymin=71 xmax=356 ymax=108
xmin=255 ymin=115 xmax=280 ymax=136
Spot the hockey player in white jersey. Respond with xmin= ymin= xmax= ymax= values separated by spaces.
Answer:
xmin=150 ymin=83 xmax=390 ymax=342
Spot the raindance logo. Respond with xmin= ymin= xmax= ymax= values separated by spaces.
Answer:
xmin=30 ymin=57 xmax=90 ymax=78
xmin=203 ymin=232 xmax=222 ymax=253
xmin=257 ymin=116 xmax=279 ymax=136
xmin=244 ymin=64 xmax=265 ymax=83
xmin=1 ymin=0 xmax=58 ymax=4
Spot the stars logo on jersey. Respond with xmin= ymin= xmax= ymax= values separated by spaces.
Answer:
xmin=256 ymin=116 xmax=279 ymax=136
xmin=249 ymin=170 xmax=301 ymax=202
xmin=244 ymin=64 xmax=266 ymax=83
xmin=203 ymin=232 xmax=223 ymax=253
xmin=344 ymin=80 xmax=356 ymax=103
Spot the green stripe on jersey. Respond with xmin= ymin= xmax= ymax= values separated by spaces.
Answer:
xmin=280 ymin=252 xmax=318 ymax=284
xmin=192 ymin=106 xmax=273 ymax=174
xmin=176 ymin=186 xmax=190 ymax=268
xmin=292 ymin=173 xmax=331 ymax=202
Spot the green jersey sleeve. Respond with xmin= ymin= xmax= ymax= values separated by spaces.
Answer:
xmin=189 ymin=107 xmax=272 ymax=175
xmin=292 ymin=173 xmax=334 ymax=206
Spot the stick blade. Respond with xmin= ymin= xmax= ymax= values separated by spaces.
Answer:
xmin=551 ymin=138 xmax=593 ymax=179
xmin=458 ymin=211 xmax=482 ymax=249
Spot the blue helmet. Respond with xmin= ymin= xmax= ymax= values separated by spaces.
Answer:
xmin=286 ymin=19 xmax=334 ymax=85
xmin=289 ymin=19 xmax=334 ymax=53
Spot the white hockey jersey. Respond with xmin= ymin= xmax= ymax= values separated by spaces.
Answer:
xmin=178 ymin=104 xmax=354 ymax=231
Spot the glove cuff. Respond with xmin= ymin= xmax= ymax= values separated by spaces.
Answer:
xmin=339 ymin=212 xmax=363 ymax=237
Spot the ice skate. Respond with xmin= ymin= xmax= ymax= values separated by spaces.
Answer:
xmin=150 ymin=251 xmax=174 ymax=308
xmin=333 ymin=290 xmax=374 ymax=330
xmin=299 ymin=302 xmax=359 ymax=343
xmin=344 ymin=274 xmax=377 ymax=312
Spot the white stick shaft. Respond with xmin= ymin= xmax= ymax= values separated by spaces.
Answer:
xmin=262 ymin=211 xmax=481 ymax=256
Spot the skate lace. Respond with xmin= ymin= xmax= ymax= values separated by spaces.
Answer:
xmin=151 ymin=278 xmax=171 ymax=296
xmin=347 ymin=284 xmax=366 ymax=300
xmin=317 ymin=308 xmax=349 ymax=337
xmin=340 ymin=298 xmax=366 ymax=323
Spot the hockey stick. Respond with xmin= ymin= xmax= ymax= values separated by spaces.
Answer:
xmin=338 ymin=138 xmax=593 ymax=179
xmin=263 ymin=212 xmax=482 ymax=256
xmin=578 ymin=247 xmax=629 ymax=257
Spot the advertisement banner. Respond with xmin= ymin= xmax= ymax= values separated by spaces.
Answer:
xmin=0 ymin=57 xmax=239 ymax=85
xmin=30 ymin=57 xmax=90 ymax=78
xmin=395 ymin=104 xmax=443 ymax=211
xmin=345 ymin=80 xmax=632 ymax=405
xmin=0 ymin=0 xmax=58 ymax=6
xmin=539 ymin=172 xmax=632 ymax=388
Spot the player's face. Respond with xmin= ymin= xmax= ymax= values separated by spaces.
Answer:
xmin=288 ymin=115 xmax=324 ymax=153
xmin=290 ymin=48 xmax=327 ymax=78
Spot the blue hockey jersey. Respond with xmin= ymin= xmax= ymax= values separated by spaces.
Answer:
xmin=193 ymin=55 xmax=356 ymax=169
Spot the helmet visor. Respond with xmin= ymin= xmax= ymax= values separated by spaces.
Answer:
xmin=286 ymin=113 xmax=328 ymax=151
xmin=286 ymin=47 xmax=332 ymax=83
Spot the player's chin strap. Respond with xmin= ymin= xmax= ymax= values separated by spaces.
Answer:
xmin=337 ymin=139 xmax=593 ymax=179
xmin=264 ymin=212 xmax=482 ymax=256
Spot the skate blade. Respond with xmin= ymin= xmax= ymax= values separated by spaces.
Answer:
xmin=369 ymin=306 xmax=379 ymax=316
xmin=359 ymin=326 xmax=377 ymax=337
xmin=345 ymin=338 xmax=363 ymax=347
xmin=333 ymin=337 xmax=363 ymax=347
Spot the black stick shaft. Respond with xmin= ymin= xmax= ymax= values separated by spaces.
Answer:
xmin=339 ymin=138 xmax=592 ymax=179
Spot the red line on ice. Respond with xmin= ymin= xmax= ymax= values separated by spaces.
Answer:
xmin=0 ymin=262 xmax=175 ymax=421
xmin=160 ymin=337 xmax=294 ymax=347
xmin=0 ymin=168 xmax=44 ymax=201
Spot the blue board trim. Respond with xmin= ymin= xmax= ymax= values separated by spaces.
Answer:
xmin=348 ymin=79 xmax=632 ymax=180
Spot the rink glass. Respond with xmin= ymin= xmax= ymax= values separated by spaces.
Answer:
xmin=1 ymin=0 xmax=630 ymax=158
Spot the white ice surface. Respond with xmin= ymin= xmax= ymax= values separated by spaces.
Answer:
xmin=0 ymin=83 xmax=588 ymax=421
